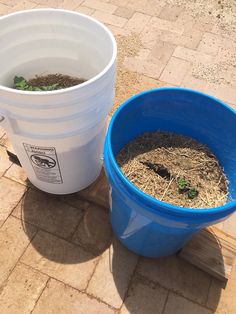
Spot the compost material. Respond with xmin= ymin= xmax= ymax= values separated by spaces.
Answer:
xmin=116 ymin=131 xmax=228 ymax=209
xmin=28 ymin=73 xmax=86 ymax=88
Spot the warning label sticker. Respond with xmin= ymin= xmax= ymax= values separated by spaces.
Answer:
xmin=23 ymin=143 xmax=63 ymax=184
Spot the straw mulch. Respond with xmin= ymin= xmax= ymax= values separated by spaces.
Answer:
xmin=116 ymin=131 xmax=228 ymax=209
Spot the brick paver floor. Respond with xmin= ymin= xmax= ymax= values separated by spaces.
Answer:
xmin=0 ymin=0 xmax=236 ymax=313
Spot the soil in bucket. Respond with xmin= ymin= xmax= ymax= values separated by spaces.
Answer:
xmin=116 ymin=131 xmax=229 ymax=209
xmin=13 ymin=74 xmax=86 ymax=91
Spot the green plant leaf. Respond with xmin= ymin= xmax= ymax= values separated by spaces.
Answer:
xmin=178 ymin=178 xmax=189 ymax=191
xmin=188 ymin=188 xmax=199 ymax=199
xmin=14 ymin=76 xmax=62 ymax=91
xmin=14 ymin=76 xmax=28 ymax=90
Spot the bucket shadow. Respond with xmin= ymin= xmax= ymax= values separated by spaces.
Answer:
xmin=109 ymin=230 xmax=225 ymax=313
xmin=18 ymin=186 xmax=112 ymax=264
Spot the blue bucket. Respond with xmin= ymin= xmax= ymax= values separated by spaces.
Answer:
xmin=104 ymin=88 xmax=236 ymax=258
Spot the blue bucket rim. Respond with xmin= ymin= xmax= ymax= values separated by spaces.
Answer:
xmin=106 ymin=87 xmax=236 ymax=216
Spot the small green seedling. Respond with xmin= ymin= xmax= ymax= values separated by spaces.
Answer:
xmin=14 ymin=76 xmax=62 ymax=91
xmin=178 ymin=177 xmax=199 ymax=199
xmin=188 ymin=188 xmax=199 ymax=199
xmin=178 ymin=177 xmax=189 ymax=192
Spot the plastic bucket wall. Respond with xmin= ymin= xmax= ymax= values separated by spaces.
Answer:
xmin=0 ymin=9 xmax=116 ymax=194
xmin=3 ymin=116 xmax=107 ymax=194
xmin=104 ymin=88 xmax=236 ymax=257
xmin=0 ymin=9 xmax=116 ymax=119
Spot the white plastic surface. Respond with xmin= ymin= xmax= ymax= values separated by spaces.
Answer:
xmin=0 ymin=9 xmax=116 ymax=194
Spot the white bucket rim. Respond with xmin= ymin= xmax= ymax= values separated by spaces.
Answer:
xmin=0 ymin=8 xmax=117 ymax=96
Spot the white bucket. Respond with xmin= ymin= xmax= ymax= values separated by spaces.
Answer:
xmin=0 ymin=9 xmax=117 ymax=194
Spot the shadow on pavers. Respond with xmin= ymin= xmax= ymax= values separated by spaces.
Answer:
xmin=110 ymin=233 xmax=223 ymax=313
xmin=19 ymin=180 xmax=222 ymax=313
xmin=18 ymin=182 xmax=112 ymax=264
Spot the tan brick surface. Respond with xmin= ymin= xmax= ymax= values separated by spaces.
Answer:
xmin=137 ymin=255 xmax=211 ymax=305
xmin=33 ymin=278 xmax=114 ymax=314
xmin=83 ymin=0 xmax=117 ymax=13
xmin=92 ymin=10 xmax=127 ymax=27
xmin=159 ymin=5 xmax=183 ymax=22
xmin=182 ymin=72 xmax=207 ymax=92
xmin=173 ymin=46 xmax=213 ymax=63
xmin=114 ymin=6 xmax=134 ymax=19
xmin=0 ymin=216 xmax=37 ymax=286
xmin=120 ymin=280 xmax=168 ymax=314
xmin=87 ymin=238 xmax=138 ymax=308
xmin=31 ymin=0 xmax=59 ymax=6
xmin=160 ymin=57 xmax=190 ymax=85
xmin=4 ymin=163 xmax=29 ymax=186
xmin=0 ymin=146 xmax=12 ymax=178
xmin=124 ymin=57 xmax=165 ymax=79
xmin=57 ymin=0 xmax=83 ymax=10
xmin=0 ymin=134 xmax=11 ymax=148
xmin=0 ymin=263 xmax=48 ymax=314
xmin=78 ymin=169 xmax=109 ymax=209
xmin=125 ymin=12 xmax=151 ymax=33
xmin=150 ymin=41 xmax=176 ymax=64
xmin=9 ymin=0 xmax=36 ymax=12
xmin=219 ymin=212 xmax=236 ymax=238
xmin=164 ymin=292 xmax=213 ymax=314
xmin=12 ymin=188 xmax=84 ymax=239
xmin=72 ymin=203 xmax=112 ymax=255
xmin=205 ymin=82 xmax=236 ymax=104
xmin=198 ymin=32 xmax=223 ymax=56
xmin=0 ymin=2 xmax=10 ymax=14
xmin=0 ymin=264 xmax=48 ymax=314
xmin=0 ymin=177 xmax=26 ymax=226
xmin=21 ymin=230 xmax=99 ymax=290
xmin=0 ymin=0 xmax=16 ymax=6
xmin=207 ymin=262 xmax=236 ymax=313
xmin=75 ymin=5 xmax=95 ymax=15
xmin=0 ymin=126 xmax=5 ymax=138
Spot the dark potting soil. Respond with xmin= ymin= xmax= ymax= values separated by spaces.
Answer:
xmin=28 ymin=73 xmax=86 ymax=88
xmin=116 ymin=131 xmax=228 ymax=209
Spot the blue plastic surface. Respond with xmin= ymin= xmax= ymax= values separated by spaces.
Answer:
xmin=104 ymin=88 xmax=236 ymax=258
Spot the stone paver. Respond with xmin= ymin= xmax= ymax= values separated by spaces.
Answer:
xmin=0 ymin=263 xmax=48 ymax=314
xmin=125 ymin=12 xmax=151 ymax=34
xmin=164 ymin=292 xmax=213 ymax=314
xmin=137 ymin=255 xmax=211 ymax=305
xmin=198 ymin=32 xmax=223 ymax=56
xmin=75 ymin=5 xmax=95 ymax=16
xmin=160 ymin=57 xmax=190 ymax=85
xmin=87 ymin=238 xmax=138 ymax=309
xmin=114 ymin=6 xmax=134 ymax=19
xmin=4 ymin=163 xmax=29 ymax=186
xmin=83 ymin=0 xmax=117 ymax=14
xmin=21 ymin=230 xmax=99 ymax=290
xmin=0 ymin=216 xmax=37 ymax=286
xmin=207 ymin=262 xmax=236 ymax=314
xmin=0 ymin=146 xmax=12 ymax=178
xmin=0 ymin=3 xmax=9 ymax=14
xmin=159 ymin=5 xmax=183 ymax=22
xmin=0 ymin=126 xmax=5 ymax=138
xmin=0 ymin=0 xmax=236 ymax=313
xmin=0 ymin=177 xmax=26 ymax=226
xmin=92 ymin=10 xmax=127 ymax=27
xmin=120 ymin=280 xmax=168 ymax=314
xmin=72 ymin=203 xmax=112 ymax=255
xmin=57 ymin=0 xmax=83 ymax=10
xmin=32 ymin=278 xmax=114 ymax=314
xmin=12 ymin=188 xmax=85 ymax=239
xmin=78 ymin=169 xmax=109 ymax=209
